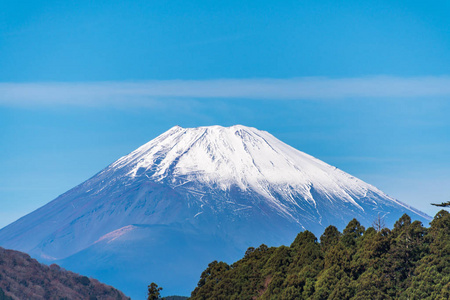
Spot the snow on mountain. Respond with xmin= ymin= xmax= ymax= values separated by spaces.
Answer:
xmin=0 ymin=125 xmax=430 ymax=298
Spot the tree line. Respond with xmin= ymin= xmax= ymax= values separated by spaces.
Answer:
xmin=187 ymin=210 xmax=450 ymax=299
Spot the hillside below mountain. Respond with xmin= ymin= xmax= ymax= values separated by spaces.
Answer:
xmin=0 ymin=247 xmax=129 ymax=300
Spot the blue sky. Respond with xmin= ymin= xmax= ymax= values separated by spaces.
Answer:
xmin=1 ymin=0 xmax=450 ymax=228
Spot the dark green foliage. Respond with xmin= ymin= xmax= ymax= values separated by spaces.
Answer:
xmin=191 ymin=212 xmax=449 ymax=299
xmin=320 ymin=226 xmax=341 ymax=252
xmin=341 ymin=218 xmax=365 ymax=248
xmin=147 ymin=282 xmax=162 ymax=300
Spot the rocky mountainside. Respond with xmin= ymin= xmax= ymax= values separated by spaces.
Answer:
xmin=0 ymin=247 xmax=129 ymax=300
xmin=0 ymin=125 xmax=429 ymax=297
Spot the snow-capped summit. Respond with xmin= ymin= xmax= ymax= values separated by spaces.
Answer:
xmin=113 ymin=124 xmax=364 ymax=195
xmin=96 ymin=124 xmax=427 ymax=223
xmin=0 ymin=125 xmax=429 ymax=298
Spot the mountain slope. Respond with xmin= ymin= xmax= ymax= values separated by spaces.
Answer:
xmin=0 ymin=247 xmax=129 ymax=300
xmin=0 ymin=125 xmax=429 ymax=297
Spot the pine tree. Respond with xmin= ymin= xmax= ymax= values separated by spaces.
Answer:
xmin=320 ymin=225 xmax=341 ymax=252
xmin=147 ymin=282 xmax=162 ymax=300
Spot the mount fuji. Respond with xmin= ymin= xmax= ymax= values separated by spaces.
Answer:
xmin=0 ymin=125 xmax=429 ymax=298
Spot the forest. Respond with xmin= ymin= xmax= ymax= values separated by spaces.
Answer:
xmin=0 ymin=247 xmax=129 ymax=300
xmin=188 ymin=210 xmax=450 ymax=300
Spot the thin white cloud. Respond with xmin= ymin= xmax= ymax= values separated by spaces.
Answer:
xmin=1 ymin=76 xmax=450 ymax=106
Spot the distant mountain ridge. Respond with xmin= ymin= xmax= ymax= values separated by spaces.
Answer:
xmin=0 ymin=125 xmax=429 ymax=298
